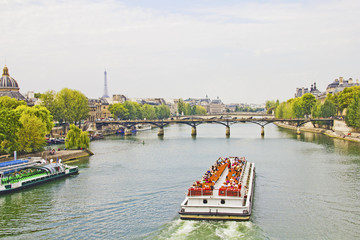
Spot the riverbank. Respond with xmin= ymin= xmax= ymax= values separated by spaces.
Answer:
xmin=0 ymin=149 xmax=94 ymax=163
xmin=274 ymin=121 xmax=360 ymax=143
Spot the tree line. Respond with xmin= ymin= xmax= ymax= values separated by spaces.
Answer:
xmin=0 ymin=96 xmax=53 ymax=154
xmin=266 ymin=86 xmax=360 ymax=128
xmin=0 ymin=88 xmax=91 ymax=155
xmin=177 ymin=99 xmax=207 ymax=115
xmin=109 ymin=101 xmax=171 ymax=120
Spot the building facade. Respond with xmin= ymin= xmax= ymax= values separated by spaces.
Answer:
xmin=0 ymin=65 xmax=26 ymax=101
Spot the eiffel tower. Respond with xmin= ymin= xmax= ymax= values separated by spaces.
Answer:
xmin=102 ymin=70 xmax=110 ymax=98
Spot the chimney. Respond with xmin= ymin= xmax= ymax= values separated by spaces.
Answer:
xmin=339 ymin=77 xmax=344 ymax=84
xmin=314 ymin=82 xmax=317 ymax=90
xmin=349 ymin=78 xmax=353 ymax=84
xmin=357 ymin=79 xmax=359 ymax=84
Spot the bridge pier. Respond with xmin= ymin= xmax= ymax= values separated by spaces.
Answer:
xmin=226 ymin=126 xmax=230 ymax=137
xmin=125 ymin=128 xmax=132 ymax=136
xmin=261 ymin=126 xmax=265 ymax=136
xmin=158 ymin=127 xmax=164 ymax=136
xmin=191 ymin=126 xmax=197 ymax=136
xmin=296 ymin=126 xmax=301 ymax=135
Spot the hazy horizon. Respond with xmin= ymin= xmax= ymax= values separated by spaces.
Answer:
xmin=1 ymin=0 xmax=360 ymax=104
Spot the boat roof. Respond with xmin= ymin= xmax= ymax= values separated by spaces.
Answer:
xmin=0 ymin=159 xmax=44 ymax=176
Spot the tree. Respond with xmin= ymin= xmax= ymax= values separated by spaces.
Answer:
xmin=311 ymin=102 xmax=322 ymax=118
xmin=292 ymin=98 xmax=304 ymax=118
xmin=39 ymin=90 xmax=62 ymax=121
xmin=195 ymin=106 xmax=207 ymax=115
xmin=0 ymin=108 xmax=21 ymax=154
xmin=17 ymin=113 xmax=47 ymax=153
xmin=0 ymin=96 xmax=26 ymax=109
xmin=265 ymin=100 xmax=279 ymax=114
xmin=325 ymin=94 xmax=340 ymax=115
xmin=15 ymin=105 xmax=54 ymax=133
xmin=177 ymin=99 xmax=186 ymax=115
xmin=109 ymin=103 xmax=129 ymax=120
xmin=65 ymin=124 xmax=90 ymax=149
xmin=155 ymin=104 xmax=170 ymax=119
xmin=320 ymin=99 xmax=336 ymax=118
xmin=337 ymin=86 xmax=360 ymax=114
xmin=185 ymin=103 xmax=191 ymax=115
xmin=123 ymin=101 xmax=141 ymax=120
xmin=345 ymin=93 xmax=360 ymax=129
xmin=300 ymin=93 xmax=316 ymax=117
xmin=56 ymin=88 xmax=89 ymax=124
xmin=141 ymin=104 xmax=156 ymax=120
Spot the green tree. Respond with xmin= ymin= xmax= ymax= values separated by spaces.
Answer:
xmin=155 ymin=104 xmax=170 ymax=119
xmin=337 ymin=86 xmax=360 ymax=114
xmin=265 ymin=100 xmax=278 ymax=114
xmin=195 ymin=106 xmax=207 ymax=115
xmin=345 ymin=93 xmax=360 ymax=128
xmin=65 ymin=124 xmax=90 ymax=149
xmin=15 ymin=105 xmax=54 ymax=133
xmin=56 ymin=88 xmax=89 ymax=124
xmin=141 ymin=104 xmax=156 ymax=120
xmin=17 ymin=113 xmax=47 ymax=153
xmin=0 ymin=108 xmax=21 ymax=154
xmin=292 ymin=98 xmax=304 ymax=118
xmin=0 ymin=96 xmax=26 ymax=109
xmin=39 ymin=90 xmax=62 ymax=122
xmin=185 ymin=103 xmax=191 ymax=115
xmin=320 ymin=99 xmax=336 ymax=118
xmin=109 ymin=103 xmax=129 ymax=120
xmin=300 ymin=93 xmax=316 ymax=117
xmin=311 ymin=102 xmax=322 ymax=118
xmin=123 ymin=101 xmax=143 ymax=120
xmin=177 ymin=99 xmax=186 ymax=115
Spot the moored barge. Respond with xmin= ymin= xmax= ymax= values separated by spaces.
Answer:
xmin=0 ymin=157 xmax=78 ymax=194
xmin=179 ymin=157 xmax=255 ymax=221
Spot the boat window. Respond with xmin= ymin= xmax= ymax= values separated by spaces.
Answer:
xmin=203 ymin=199 xmax=208 ymax=204
xmin=221 ymin=199 xmax=225 ymax=204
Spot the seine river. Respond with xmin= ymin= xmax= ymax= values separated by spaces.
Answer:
xmin=1 ymin=123 xmax=360 ymax=239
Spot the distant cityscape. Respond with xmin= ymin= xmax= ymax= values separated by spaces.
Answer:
xmin=295 ymin=77 xmax=360 ymax=99
xmin=1 ymin=65 xmax=359 ymax=121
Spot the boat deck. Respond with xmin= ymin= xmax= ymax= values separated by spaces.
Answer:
xmin=213 ymin=166 xmax=228 ymax=196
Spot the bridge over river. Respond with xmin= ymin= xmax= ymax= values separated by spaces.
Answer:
xmin=95 ymin=117 xmax=334 ymax=137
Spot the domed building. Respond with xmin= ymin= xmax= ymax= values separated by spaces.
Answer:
xmin=0 ymin=65 xmax=26 ymax=101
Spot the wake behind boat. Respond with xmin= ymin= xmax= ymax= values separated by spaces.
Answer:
xmin=0 ymin=157 xmax=78 ymax=194
xmin=179 ymin=157 xmax=255 ymax=221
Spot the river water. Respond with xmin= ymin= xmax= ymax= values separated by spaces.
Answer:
xmin=1 ymin=124 xmax=360 ymax=239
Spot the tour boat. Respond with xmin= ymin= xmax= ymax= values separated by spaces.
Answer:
xmin=179 ymin=157 xmax=255 ymax=221
xmin=0 ymin=157 xmax=78 ymax=194
xmin=136 ymin=124 xmax=152 ymax=131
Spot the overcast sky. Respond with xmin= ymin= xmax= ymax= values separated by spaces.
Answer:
xmin=1 ymin=0 xmax=360 ymax=104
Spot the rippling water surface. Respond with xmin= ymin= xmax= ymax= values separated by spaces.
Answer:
xmin=1 ymin=124 xmax=360 ymax=239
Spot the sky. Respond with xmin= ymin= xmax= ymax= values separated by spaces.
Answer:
xmin=1 ymin=0 xmax=360 ymax=104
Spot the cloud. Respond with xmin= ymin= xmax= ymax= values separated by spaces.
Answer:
xmin=1 ymin=0 xmax=360 ymax=103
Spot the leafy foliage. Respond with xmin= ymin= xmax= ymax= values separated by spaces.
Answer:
xmin=265 ymin=100 xmax=279 ymax=114
xmin=345 ymin=93 xmax=360 ymax=129
xmin=65 ymin=124 xmax=90 ymax=149
xmin=0 ymin=108 xmax=21 ymax=153
xmin=109 ymin=101 xmax=171 ymax=120
xmin=337 ymin=86 xmax=360 ymax=113
xmin=17 ymin=113 xmax=47 ymax=153
xmin=0 ymin=96 xmax=53 ymax=154
xmin=0 ymin=96 xmax=26 ymax=109
xmin=176 ymin=99 xmax=208 ymax=115
xmin=40 ymin=88 xmax=89 ymax=124
xmin=109 ymin=103 xmax=129 ymax=120
xmin=155 ymin=104 xmax=171 ymax=119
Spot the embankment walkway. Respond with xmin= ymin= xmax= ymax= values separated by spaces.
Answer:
xmin=0 ymin=149 xmax=93 ymax=163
